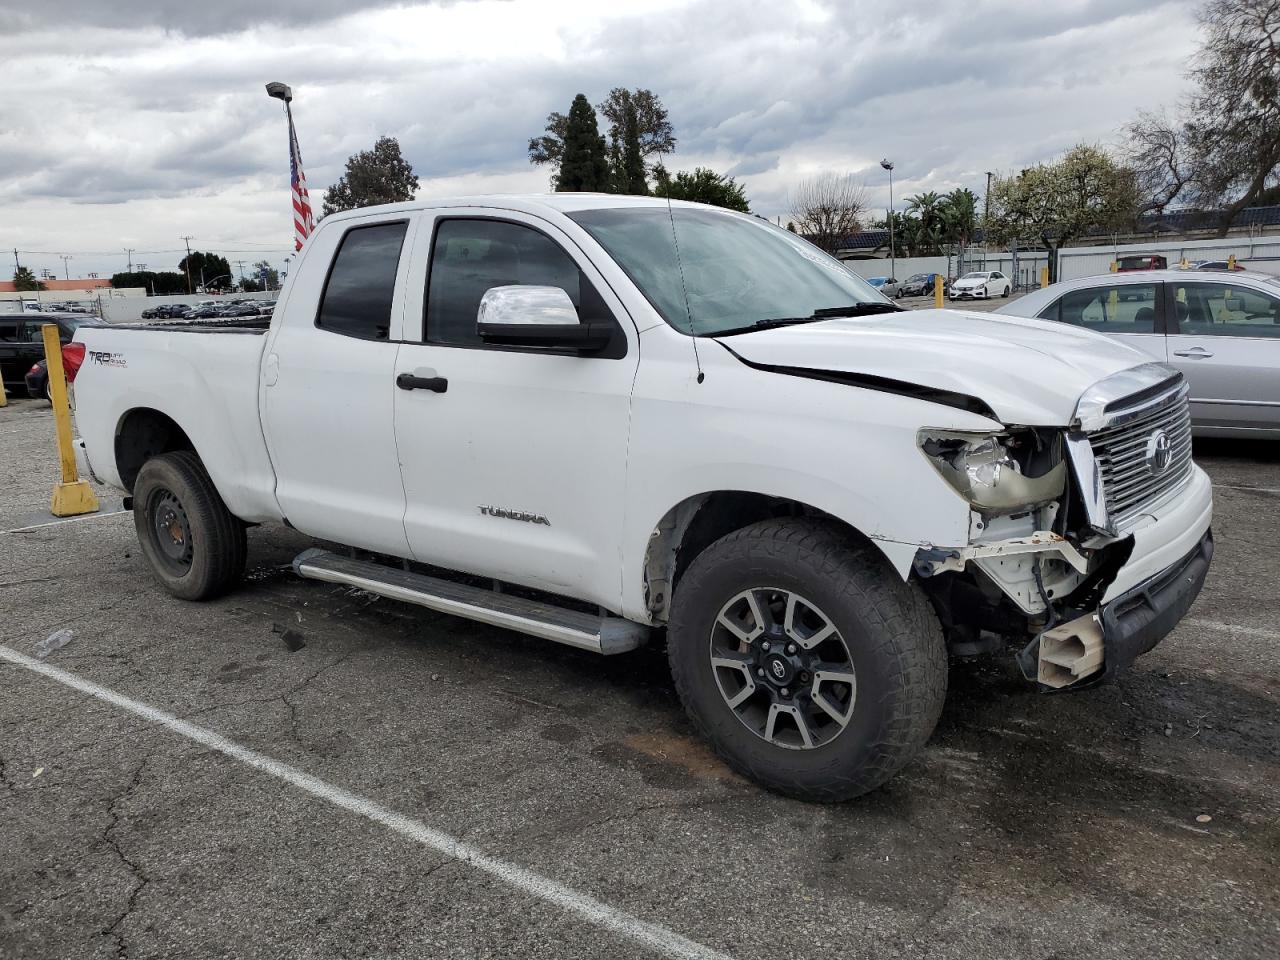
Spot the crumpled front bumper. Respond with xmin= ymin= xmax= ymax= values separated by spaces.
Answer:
xmin=1099 ymin=527 xmax=1213 ymax=678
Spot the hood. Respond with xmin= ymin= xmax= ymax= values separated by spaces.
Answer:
xmin=953 ymin=277 xmax=985 ymax=286
xmin=717 ymin=309 xmax=1153 ymax=426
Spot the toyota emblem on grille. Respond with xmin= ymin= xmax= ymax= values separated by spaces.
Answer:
xmin=1145 ymin=429 xmax=1173 ymax=477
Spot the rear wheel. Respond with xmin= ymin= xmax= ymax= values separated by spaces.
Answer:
xmin=133 ymin=451 xmax=246 ymax=600
xmin=668 ymin=520 xmax=947 ymax=801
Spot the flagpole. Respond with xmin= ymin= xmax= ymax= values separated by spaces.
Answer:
xmin=266 ymin=81 xmax=314 ymax=252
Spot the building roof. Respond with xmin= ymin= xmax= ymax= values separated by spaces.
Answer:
xmin=0 ymin=278 xmax=113 ymax=293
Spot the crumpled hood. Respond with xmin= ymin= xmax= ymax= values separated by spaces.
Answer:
xmin=717 ymin=309 xmax=1153 ymax=426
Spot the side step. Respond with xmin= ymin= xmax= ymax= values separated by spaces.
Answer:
xmin=292 ymin=548 xmax=649 ymax=655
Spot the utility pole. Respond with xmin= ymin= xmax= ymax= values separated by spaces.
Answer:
xmin=235 ymin=260 xmax=246 ymax=287
xmin=12 ymin=248 xmax=18 ymax=273
xmin=984 ymin=171 xmax=994 ymax=228
xmin=180 ymin=236 xmax=194 ymax=294
xmin=60 ymin=254 xmax=73 ymax=280
xmin=124 ymin=247 xmax=135 ymax=272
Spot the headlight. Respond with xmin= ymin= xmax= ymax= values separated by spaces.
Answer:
xmin=918 ymin=430 xmax=1067 ymax=512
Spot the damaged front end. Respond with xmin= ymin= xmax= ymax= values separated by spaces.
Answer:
xmin=912 ymin=425 xmax=1136 ymax=690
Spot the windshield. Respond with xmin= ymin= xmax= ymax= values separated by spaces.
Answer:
xmin=907 ymin=274 xmax=927 ymax=282
xmin=568 ymin=206 xmax=885 ymax=336
xmin=960 ymin=272 xmax=987 ymax=280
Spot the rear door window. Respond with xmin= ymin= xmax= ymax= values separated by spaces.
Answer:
xmin=315 ymin=221 xmax=408 ymax=341
xmin=0 ymin=320 xmax=19 ymax=342
xmin=1040 ymin=283 xmax=1160 ymax=334
xmin=1169 ymin=281 xmax=1280 ymax=338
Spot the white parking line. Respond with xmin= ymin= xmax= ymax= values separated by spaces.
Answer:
xmin=4 ymin=510 xmax=128 ymax=535
xmin=0 ymin=645 xmax=734 ymax=960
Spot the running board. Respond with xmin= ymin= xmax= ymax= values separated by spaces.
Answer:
xmin=292 ymin=548 xmax=648 ymax=655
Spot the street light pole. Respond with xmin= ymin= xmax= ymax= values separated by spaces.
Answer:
xmin=880 ymin=159 xmax=895 ymax=282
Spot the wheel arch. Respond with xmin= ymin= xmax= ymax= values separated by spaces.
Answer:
xmin=641 ymin=490 xmax=886 ymax=624
xmin=114 ymin=407 xmax=197 ymax=493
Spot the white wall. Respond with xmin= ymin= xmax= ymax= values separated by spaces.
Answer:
xmin=842 ymin=256 xmax=949 ymax=281
xmin=1058 ymin=236 xmax=1280 ymax=281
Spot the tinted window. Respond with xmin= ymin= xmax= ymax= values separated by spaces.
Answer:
xmin=0 ymin=320 xmax=18 ymax=342
xmin=316 ymin=221 xmax=408 ymax=341
xmin=1170 ymin=281 xmax=1280 ymax=338
xmin=425 ymin=218 xmax=613 ymax=348
xmin=1048 ymin=283 xmax=1159 ymax=334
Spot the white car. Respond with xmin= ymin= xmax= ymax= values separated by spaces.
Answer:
xmin=71 ymin=195 xmax=1213 ymax=801
xmin=949 ymin=270 xmax=1011 ymax=300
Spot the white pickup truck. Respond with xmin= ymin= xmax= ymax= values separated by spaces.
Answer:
xmin=72 ymin=195 xmax=1213 ymax=800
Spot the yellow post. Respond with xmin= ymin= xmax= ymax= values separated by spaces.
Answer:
xmin=1039 ymin=266 xmax=1049 ymax=289
xmin=1108 ymin=288 xmax=1119 ymax=321
xmin=1110 ymin=261 xmax=1118 ymax=273
xmin=934 ymin=274 xmax=944 ymax=308
xmin=0 ymin=372 xmax=7 ymax=407
xmin=42 ymin=324 xmax=99 ymax=517
xmin=1227 ymin=254 xmax=1237 ymax=270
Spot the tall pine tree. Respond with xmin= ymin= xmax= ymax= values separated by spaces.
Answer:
xmin=556 ymin=94 xmax=610 ymax=192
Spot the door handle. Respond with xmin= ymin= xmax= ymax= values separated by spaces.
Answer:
xmin=1172 ymin=347 xmax=1213 ymax=359
xmin=397 ymin=372 xmax=448 ymax=392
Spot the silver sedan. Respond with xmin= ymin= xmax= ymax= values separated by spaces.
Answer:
xmin=994 ymin=269 xmax=1280 ymax=437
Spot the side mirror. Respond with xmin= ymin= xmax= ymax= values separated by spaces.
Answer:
xmin=476 ymin=285 xmax=611 ymax=351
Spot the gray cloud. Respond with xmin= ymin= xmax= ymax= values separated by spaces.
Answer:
xmin=0 ymin=0 xmax=1202 ymax=278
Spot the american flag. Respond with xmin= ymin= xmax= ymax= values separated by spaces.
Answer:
xmin=288 ymin=109 xmax=314 ymax=251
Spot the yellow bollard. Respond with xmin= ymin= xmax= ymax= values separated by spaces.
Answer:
xmin=1108 ymin=288 xmax=1119 ymax=321
xmin=1227 ymin=254 xmax=1237 ymax=270
xmin=42 ymin=324 xmax=99 ymax=517
xmin=1110 ymin=261 xmax=1118 ymax=273
xmin=1039 ymin=266 xmax=1049 ymax=288
xmin=934 ymin=274 xmax=944 ymax=308
xmin=0 ymin=373 xmax=7 ymax=408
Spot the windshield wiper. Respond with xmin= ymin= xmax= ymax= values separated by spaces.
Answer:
xmin=710 ymin=302 xmax=903 ymax=337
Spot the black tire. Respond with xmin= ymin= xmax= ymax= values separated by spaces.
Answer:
xmin=668 ymin=519 xmax=947 ymax=801
xmin=133 ymin=451 xmax=246 ymax=600
xmin=1002 ymin=285 xmax=1010 ymax=298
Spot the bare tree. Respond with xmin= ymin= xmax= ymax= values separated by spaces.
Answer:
xmin=1125 ymin=111 xmax=1192 ymax=217
xmin=788 ymin=173 xmax=869 ymax=253
xmin=1124 ymin=0 xmax=1280 ymax=234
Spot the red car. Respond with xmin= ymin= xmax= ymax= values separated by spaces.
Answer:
xmin=1116 ymin=254 xmax=1168 ymax=272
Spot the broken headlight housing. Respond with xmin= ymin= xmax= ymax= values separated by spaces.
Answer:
xmin=918 ymin=430 xmax=1067 ymax=513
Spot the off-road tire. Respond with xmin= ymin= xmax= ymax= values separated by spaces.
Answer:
xmin=668 ymin=519 xmax=947 ymax=801
xmin=133 ymin=451 xmax=246 ymax=600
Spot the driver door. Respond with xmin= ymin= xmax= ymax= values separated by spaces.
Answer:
xmin=392 ymin=210 xmax=640 ymax=609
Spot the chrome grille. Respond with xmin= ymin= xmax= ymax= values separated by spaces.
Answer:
xmin=1088 ymin=383 xmax=1193 ymax=529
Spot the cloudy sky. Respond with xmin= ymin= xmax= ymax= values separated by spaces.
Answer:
xmin=0 ymin=0 xmax=1201 ymax=281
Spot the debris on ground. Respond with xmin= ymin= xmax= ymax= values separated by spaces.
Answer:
xmin=32 ymin=767 xmax=43 ymax=778
xmin=34 ymin=629 xmax=73 ymax=659
xmin=271 ymin=622 xmax=307 ymax=652
xmin=1196 ymin=814 xmax=1213 ymax=823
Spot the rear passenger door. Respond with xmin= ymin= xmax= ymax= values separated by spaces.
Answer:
xmin=260 ymin=214 xmax=417 ymax=554
xmin=1035 ymin=279 xmax=1166 ymax=362
xmin=1164 ymin=278 xmax=1280 ymax=432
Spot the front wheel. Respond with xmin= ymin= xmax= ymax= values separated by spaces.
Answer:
xmin=668 ymin=520 xmax=947 ymax=801
xmin=133 ymin=451 xmax=246 ymax=600
xmin=1002 ymin=285 xmax=1011 ymax=298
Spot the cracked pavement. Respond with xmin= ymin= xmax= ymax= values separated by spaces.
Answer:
xmin=1 ymin=398 xmax=1278 ymax=959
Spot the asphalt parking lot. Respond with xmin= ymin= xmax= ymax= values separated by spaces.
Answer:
xmin=1 ymin=394 xmax=1277 ymax=960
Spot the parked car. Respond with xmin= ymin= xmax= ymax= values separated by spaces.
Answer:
xmin=865 ymin=276 xmax=901 ymax=298
xmin=72 ymin=195 xmax=1213 ymax=800
xmin=1189 ymin=259 xmax=1246 ymax=272
xmin=899 ymin=273 xmax=941 ymax=297
xmin=184 ymin=306 xmax=223 ymax=319
xmin=948 ymin=271 xmax=1011 ymax=300
xmin=1116 ymin=254 xmax=1168 ymax=272
xmin=994 ymin=269 xmax=1280 ymax=437
xmin=1 ymin=314 xmax=106 ymax=392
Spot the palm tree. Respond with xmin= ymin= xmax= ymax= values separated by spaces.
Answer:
xmin=940 ymin=188 xmax=979 ymax=246
xmin=905 ymin=191 xmax=943 ymax=253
